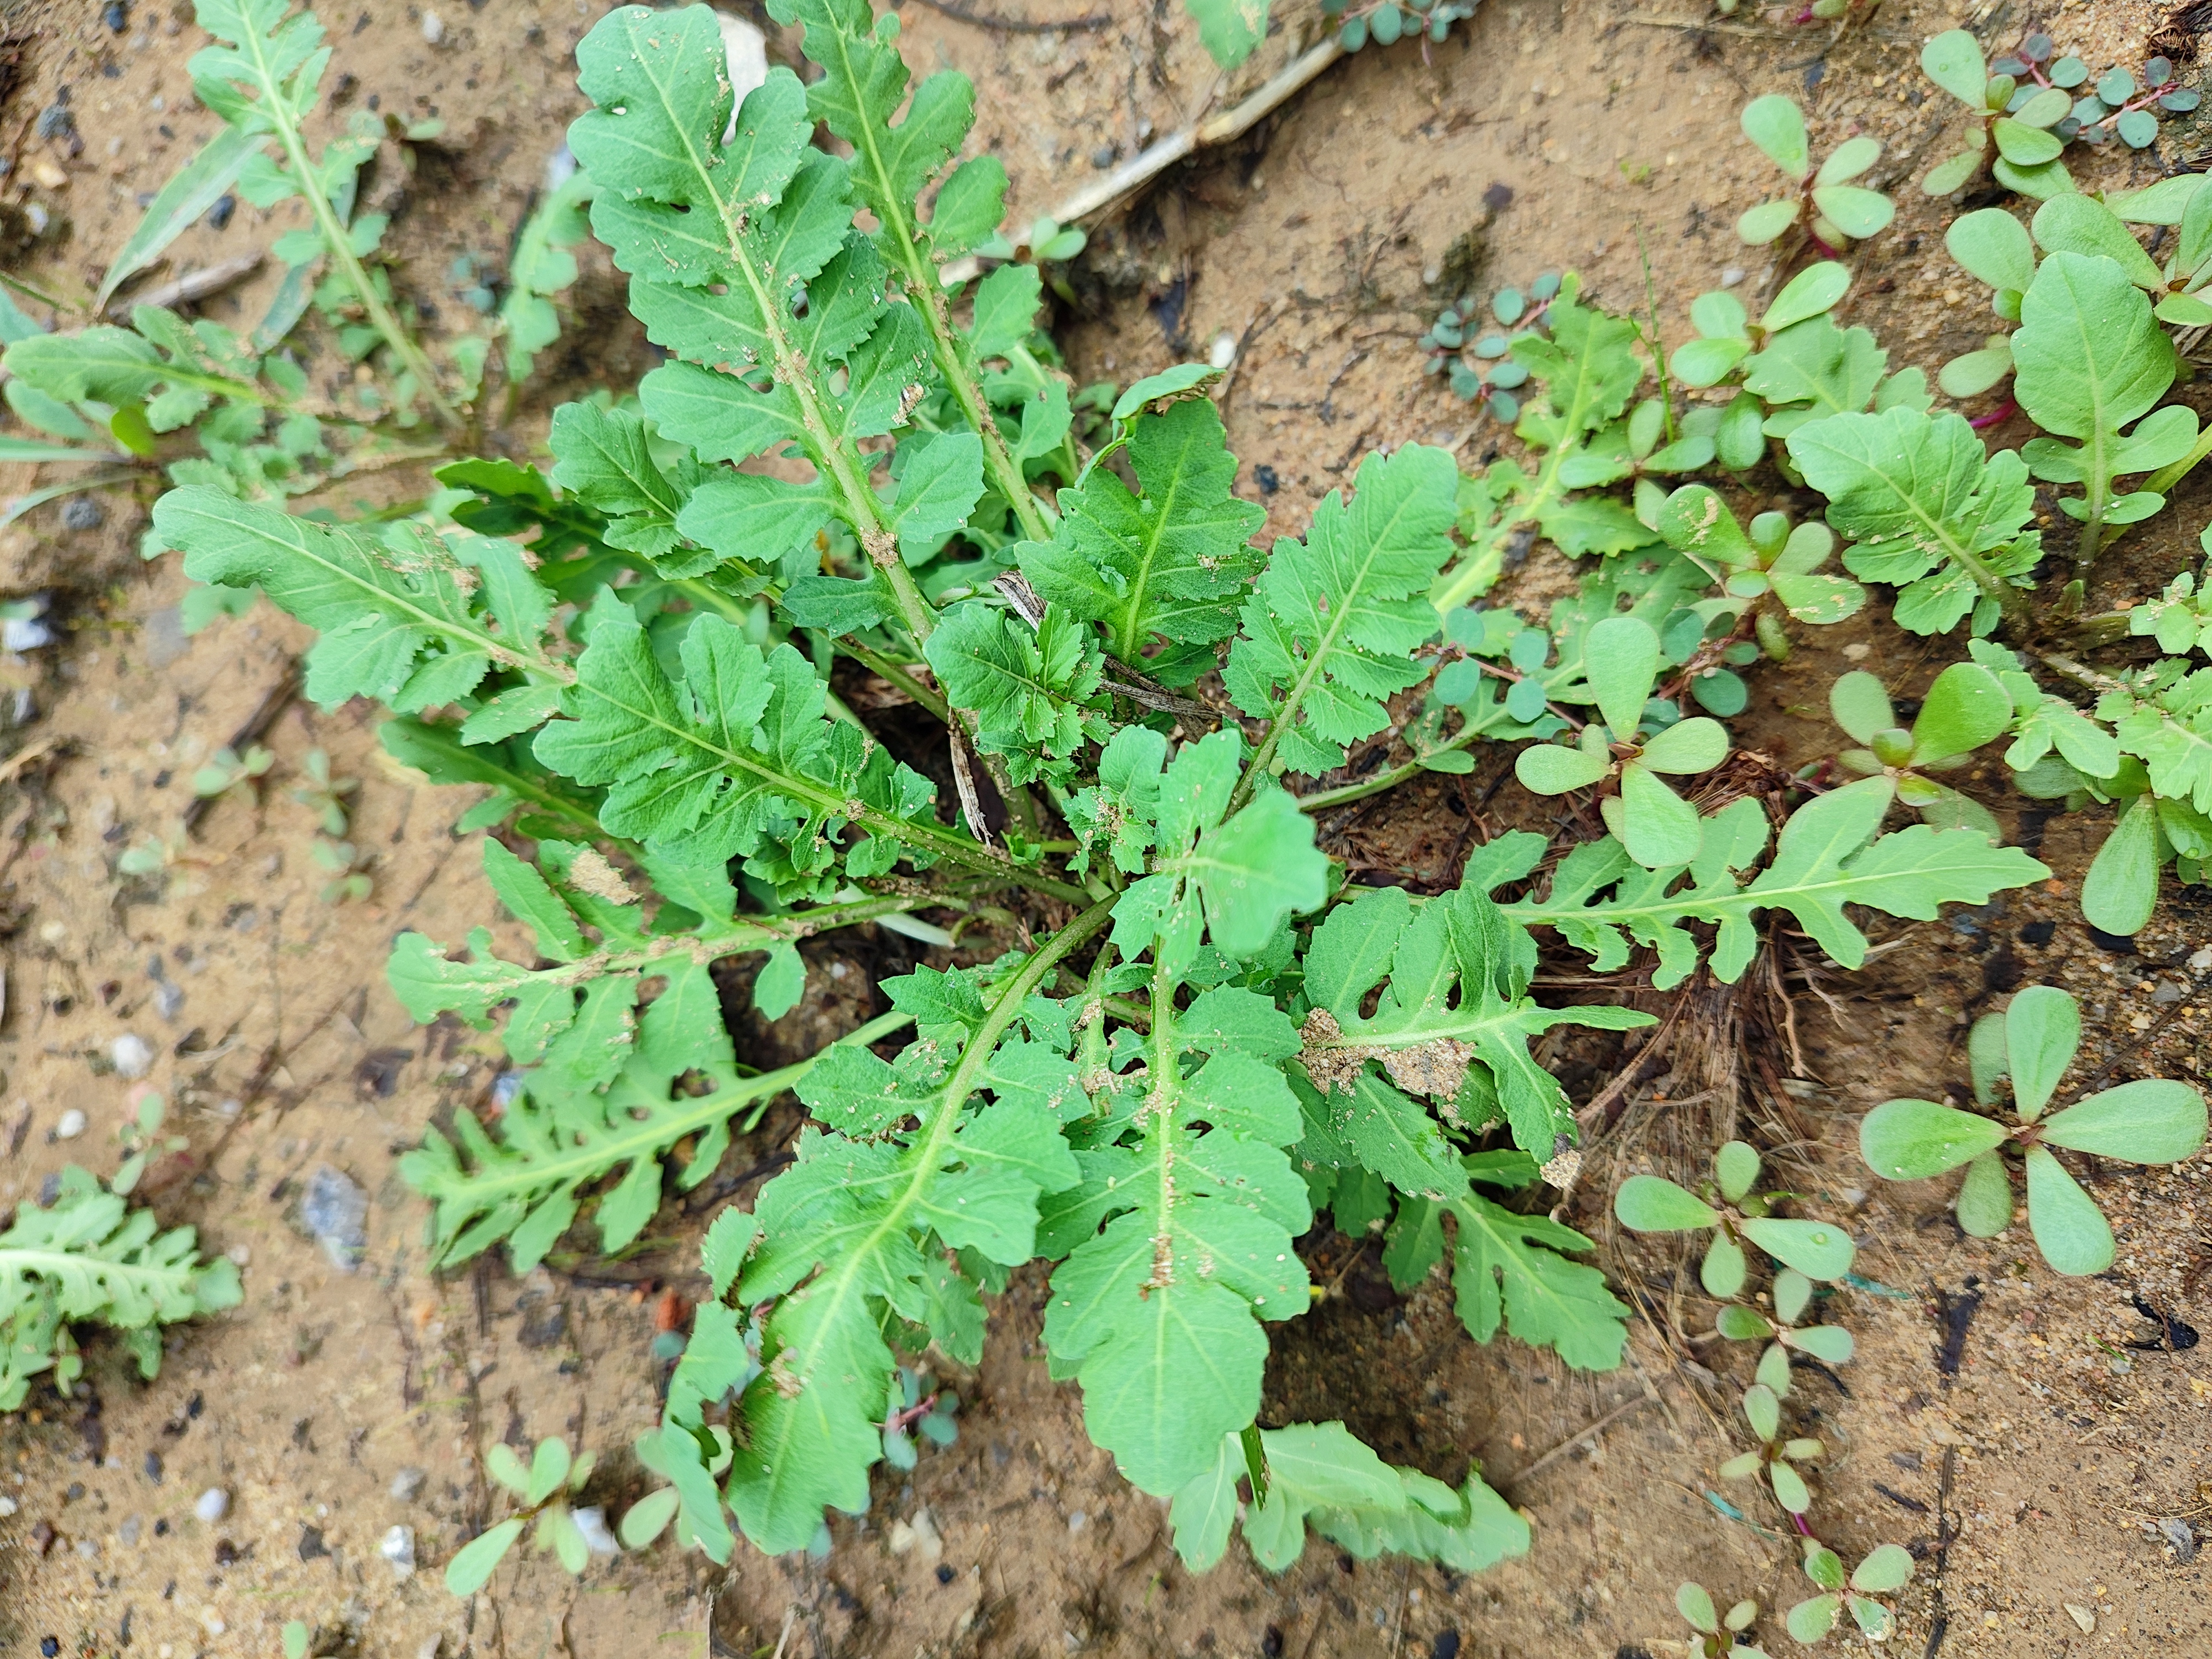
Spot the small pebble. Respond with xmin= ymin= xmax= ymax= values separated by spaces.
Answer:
xmin=0 ymin=1495 xmax=16 ymax=1516
xmin=300 ymin=1165 xmax=368 ymax=1271
xmin=1 ymin=613 xmax=52 ymax=651
xmin=111 ymin=1032 xmax=153 ymax=1079
xmin=206 ymin=194 xmax=235 ymax=232
xmin=1720 ymin=265 xmax=1746 ymax=287
xmin=75 ymin=1537 xmax=98 ymax=1558
xmin=155 ymin=982 xmax=185 ymax=1019
xmin=2064 ymin=1603 xmax=2095 ymax=1634
xmin=1066 ymin=1509 xmax=1086 ymax=1533
xmin=1208 ymin=331 xmax=1237 ymax=371
xmin=1089 ymin=144 xmax=1117 ymax=169
xmin=41 ymin=1640 xmax=60 ymax=1658
xmin=1431 ymin=1632 xmax=1460 ymax=1659
xmin=389 ymin=1466 xmax=427 ymax=1503
xmin=118 ymin=1515 xmax=142 ymax=1546
xmin=572 ymin=1506 xmax=618 ymax=1556
xmin=55 ymin=1110 xmax=86 ymax=1140
xmin=2160 ymin=1516 xmax=2199 ymax=1563
xmin=2190 ymin=946 xmax=2212 ymax=973
xmin=61 ymin=497 xmax=105 ymax=533
xmin=144 ymin=1452 xmax=163 ymax=1483
xmin=935 ymin=1563 xmax=956 ymax=1584
xmin=194 ymin=1487 xmax=229 ymax=1524
xmin=105 ymin=0 xmax=129 ymax=30
xmin=379 ymin=1523 xmax=416 ymax=1578
xmin=420 ymin=9 xmax=443 ymax=43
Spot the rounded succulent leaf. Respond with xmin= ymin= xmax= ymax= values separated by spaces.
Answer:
xmin=1717 ymin=1303 xmax=1774 ymax=1340
xmin=1968 ymin=1008 xmax=2007 ymax=1104
xmin=1743 ymin=95 xmax=1811 ymax=179
xmin=1955 ymin=1149 xmax=2013 ymax=1237
xmin=1614 ymin=1173 xmax=1720 ymax=1232
xmin=1718 ymin=1449 xmax=1764 ymax=1479
xmin=1849 ymin=1594 xmax=1897 ymax=1640
xmin=2005 ymin=984 xmax=2080 ymax=1119
xmin=1788 ymin=1323 xmax=1855 ymax=1365
xmin=1851 ymin=1543 xmax=1914 ymax=1594
xmin=1816 ymin=137 xmax=1882 ymax=187
xmin=1756 ymin=1343 xmax=1793 ymax=1396
xmin=2023 ymin=1144 xmax=2115 ymax=1275
xmin=1741 ymin=1381 xmax=1782 ymax=1442
xmin=1993 ymin=117 xmax=2065 ymax=166
xmin=2030 ymin=194 xmax=2167 ymax=288
xmin=1923 ymin=146 xmax=1986 ymax=196
xmin=1803 ymin=1544 xmax=1848 ymax=1591
xmin=1725 ymin=1599 xmax=1759 ymax=1633
xmin=1740 ymin=1216 xmax=1856 ymax=1281
xmin=1811 ymin=184 xmax=1895 ymax=241
xmin=1677 ymin=1582 xmax=1720 ymax=1635
xmin=1786 ymin=1593 xmax=1843 ymax=1643
xmin=1672 ymin=336 xmax=1750 ymax=388
xmin=2082 ymin=796 xmax=2162 ymax=937
xmin=1616 ymin=761 xmax=1704 ymax=869
xmin=1516 ymin=742 xmax=1612 ymax=795
xmin=444 ymin=1517 xmax=525 ymax=1596
xmin=1860 ymin=1097 xmax=2008 ymax=1180
xmin=1909 ymin=661 xmax=2011 ymax=766
xmin=1761 ymin=262 xmax=1851 ymax=333
xmin=1919 ymin=30 xmax=1989 ymax=106
xmin=2015 ymin=86 xmax=2073 ymax=128
xmin=1769 ymin=1459 xmax=1812 ymax=1514
xmin=2039 ymin=1078 xmax=2208 ymax=1164
xmin=1702 ymin=1232 xmax=1749 ymax=1298
xmin=1828 ymin=670 xmax=1895 ymax=743
xmin=1585 ymin=614 xmax=1663 ymax=737
xmin=1939 ymin=343 xmax=2016 ymax=399
xmin=1714 ymin=1139 xmax=1762 ymax=1202
xmin=1773 ymin=1267 xmax=1813 ymax=1326
xmin=1738 ymin=198 xmax=1802 ymax=245
xmin=1641 ymin=716 xmax=1730 ymax=776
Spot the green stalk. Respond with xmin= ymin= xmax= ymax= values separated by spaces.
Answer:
xmin=235 ymin=17 xmax=457 ymax=431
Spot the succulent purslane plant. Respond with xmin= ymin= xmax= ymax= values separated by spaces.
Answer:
xmin=1860 ymin=987 xmax=2208 ymax=1274
xmin=1614 ymin=1141 xmax=1856 ymax=1296
xmin=1785 ymin=1540 xmax=1914 ymax=1643
xmin=1735 ymin=95 xmax=1894 ymax=251
xmin=1714 ymin=1267 xmax=1853 ymax=1400
xmin=1674 ymin=1582 xmax=1770 ymax=1659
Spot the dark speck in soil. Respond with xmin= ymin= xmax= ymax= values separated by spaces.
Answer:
xmin=207 ymin=194 xmax=236 ymax=231
xmin=61 ymin=497 xmax=105 ymax=532
xmin=1254 ymin=464 xmax=1279 ymax=494
xmin=41 ymin=1639 xmax=59 ymax=1657
xmin=298 ymin=1525 xmax=328 ymax=1561
xmin=1432 ymin=1631 xmax=1461 ymax=1659
xmin=935 ymin=1563 xmax=955 ymax=1584
xmin=2020 ymin=919 xmax=2056 ymax=946
xmin=104 ymin=1 xmax=128 ymax=30
xmin=2086 ymin=926 xmax=2140 ymax=955
xmin=143 ymin=1451 xmax=161 ymax=1482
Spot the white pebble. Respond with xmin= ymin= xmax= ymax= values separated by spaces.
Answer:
xmin=2190 ymin=947 xmax=2212 ymax=973
xmin=1209 ymin=331 xmax=1238 ymax=371
xmin=0 ymin=1495 xmax=17 ymax=1517
xmin=1720 ymin=266 xmax=1747 ymax=288
xmin=390 ymin=1466 xmax=428 ymax=1503
xmin=420 ymin=9 xmax=444 ymax=43
xmin=111 ymin=1033 xmax=154 ymax=1079
xmin=572 ymin=1505 xmax=619 ymax=1556
xmin=194 ymin=1487 xmax=229 ymax=1523
xmin=55 ymin=1109 xmax=87 ymax=1140
xmin=226 ymin=1245 xmax=249 ymax=1266
xmin=380 ymin=1523 xmax=416 ymax=1577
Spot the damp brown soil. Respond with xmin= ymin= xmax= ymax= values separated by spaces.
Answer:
xmin=4 ymin=2 xmax=2212 ymax=1656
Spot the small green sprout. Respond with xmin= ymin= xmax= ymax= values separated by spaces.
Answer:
xmin=1785 ymin=1540 xmax=1913 ymax=1643
xmin=445 ymin=1437 xmax=612 ymax=1595
xmin=1656 ymin=486 xmax=1865 ymax=631
xmin=1613 ymin=1140 xmax=1858 ymax=1295
xmin=1714 ymin=1267 xmax=1853 ymax=1400
xmin=1717 ymin=1381 xmax=1823 ymax=1515
xmin=1919 ymin=30 xmax=2075 ymax=198
xmin=1674 ymin=1582 xmax=1768 ymax=1658
xmin=1859 ymin=985 xmax=2208 ymax=1275
xmin=1827 ymin=663 xmax=2011 ymax=838
xmin=290 ymin=747 xmax=358 ymax=837
xmin=113 ymin=1093 xmax=189 ymax=1197
xmin=189 ymin=742 xmax=273 ymax=801
xmin=1512 ymin=614 xmax=1730 ymax=869
xmin=1735 ymin=96 xmax=1893 ymax=250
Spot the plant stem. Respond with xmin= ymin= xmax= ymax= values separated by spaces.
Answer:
xmin=251 ymin=79 xmax=457 ymax=429
xmin=839 ymin=641 xmax=951 ymax=722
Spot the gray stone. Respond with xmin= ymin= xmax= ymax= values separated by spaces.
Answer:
xmin=301 ymin=1165 xmax=368 ymax=1271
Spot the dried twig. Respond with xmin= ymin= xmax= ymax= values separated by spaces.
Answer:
xmin=908 ymin=0 xmax=1110 ymax=33
xmin=106 ymin=253 xmax=264 ymax=319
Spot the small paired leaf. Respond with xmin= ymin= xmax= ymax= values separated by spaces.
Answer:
xmin=1860 ymin=1097 xmax=2008 ymax=1178
xmin=1786 ymin=1593 xmax=1843 ymax=1643
xmin=1640 ymin=717 xmax=1729 ymax=775
xmin=486 ymin=1442 xmax=530 ymax=1495
xmin=1921 ymin=30 xmax=1989 ymax=106
xmin=2004 ymin=984 xmax=2080 ymax=1119
xmin=1788 ymin=1323 xmax=1855 ymax=1364
xmin=1741 ymin=1381 xmax=1782 ymax=1441
xmin=1677 ymin=1582 xmax=1720 ymax=1635
xmin=1764 ymin=262 xmax=1851 ymax=332
xmin=2081 ymin=798 xmax=2161 ymax=937
xmin=1702 ymin=1233 xmax=1748 ymax=1298
xmin=1738 ymin=199 xmax=1802 ymax=244
xmin=1516 ymin=737 xmax=1613 ymax=794
xmin=1769 ymin=1459 xmax=1813 ymax=1514
xmin=619 ymin=1487 xmax=680 ymax=1547
xmin=1613 ymin=1174 xmax=1719 ymax=1232
xmin=527 ymin=1437 xmax=573 ymax=1505
xmin=2039 ymin=1078 xmax=2207 ymax=1163
xmin=1584 ymin=615 xmax=1662 ymax=735
xmin=1613 ymin=763 xmax=1703 ymax=870
xmin=2023 ymin=1144 xmax=2115 ymax=1275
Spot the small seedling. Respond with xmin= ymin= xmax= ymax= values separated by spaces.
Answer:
xmin=1655 ymin=487 xmax=1865 ymax=635
xmin=1423 ymin=274 xmax=1560 ymax=420
xmin=310 ymin=836 xmax=373 ymax=904
xmin=189 ymin=742 xmax=273 ymax=801
xmin=1785 ymin=1540 xmax=1913 ymax=1642
xmin=1614 ymin=1140 xmax=1858 ymax=1295
xmin=2055 ymin=56 xmax=2198 ymax=149
xmin=445 ymin=1437 xmax=614 ymax=1593
xmin=1320 ymin=0 xmax=1480 ymax=54
xmin=1675 ymin=1582 xmax=1767 ymax=1657
xmin=1667 ymin=260 xmax=1851 ymax=390
xmin=1512 ymin=614 xmax=1730 ymax=869
xmin=1827 ymin=662 xmax=2011 ymax=838
xmin=1735 ymin=96 xmax=1893 ymax=250
xmin=1919 ymin=30 xmax=2075 ymax=197
xmin=290 ymin=747 xmax=358 ymax=837
xmin=881 ymin=1364 xmax=961 ymax=1470
xmin=1859 ymin=985 xmax=2208 ymax=1274
xmin=113 ymin=1092 xmax=189 ymax=1197
xmin=1715 ymin=1267 xmax=1853 ymax=1399
xmin=1718 ymin=1381 xmax=1823 ymax=1515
